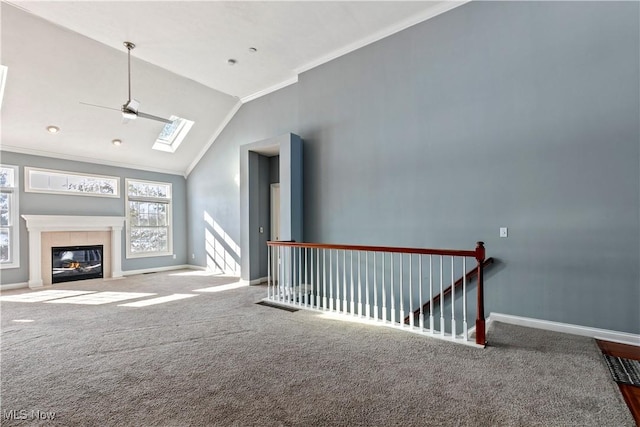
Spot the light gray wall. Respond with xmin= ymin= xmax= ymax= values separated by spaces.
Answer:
xmin=187 ymin=2 xmax=639 ymax=333
xmin=0 ymin=151 xmax=188 ymax=284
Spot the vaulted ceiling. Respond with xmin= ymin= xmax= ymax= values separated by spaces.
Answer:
xmin=1 ymin=1 xmax=465 ymax=176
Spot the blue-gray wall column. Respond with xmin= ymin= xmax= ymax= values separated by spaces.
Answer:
xmin=240 ymin=133 xmax=303 ymax=282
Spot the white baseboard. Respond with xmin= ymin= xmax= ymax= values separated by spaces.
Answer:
xmin=122 ymin=264 xmax=195 ymax=277
xmin=488 ymin=312 xmax=640 ymax=347
xmin=0 ymin=282 xmax=29 ymax=291
xmin=241 ymin=276 xmax=267 ymax=286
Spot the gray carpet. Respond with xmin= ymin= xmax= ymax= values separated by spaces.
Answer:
xmin=0 ymin=270 xmax=634 ymax=426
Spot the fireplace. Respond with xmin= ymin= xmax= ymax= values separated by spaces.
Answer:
xmin=22 ymin=215 xmax=125 ymax=288
xmin=52 ymin=245 xmax=104 ymax=284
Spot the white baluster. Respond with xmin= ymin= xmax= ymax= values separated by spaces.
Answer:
xmin=451 ymin=257 xmax=456 ymax=339
xmin=399 ymin=253 xmax=404 ymax=327
xmin=365 ymin=252 xmax=370 ymax=318
xmin=373 ymin=252 xmax=378 ymax=320
xmin=287 ymin=247 xmax=297 ymax=304
xmin=303 ymin=247 xmax=308 ymax=307
xmin=390 ymin=253 xmax=395 ymax=323
xmin=314 ymin=248 xmax=319 ymax=308
xmin=408 ymin=254 xmax=413 ymax=328
xmin=350 ymin=251 xmax=355 ymax=315
xmin=440 ymin=255 xmax=445 ymax=337
xmin=382 ymin=253 xmax=387 ymax=322
xmin=278 ymin=246 xmax=282 ymax=302
xmin=419 ymin=255 xmax=424 ymax=330
xmin=343 ymin=251 xmax=348 ymax=314
xmin=357 ymin=251 xmax=362 ymax=317
xmin=329 ymin=250 xmax=334 ymax=311
xmin=463 ymin=257 xmax=468 ymax=341
xmin=429 ymin=255 xmax=433 ymax=333
xmin=267 ymin=245 xmax=271 ymax=300
xmin=298 ymin=247 xmax=302 ymax=306
xmin=322 ymin=249 xmax=327 ymax=310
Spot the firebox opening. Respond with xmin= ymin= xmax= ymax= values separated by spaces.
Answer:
xmin=52 ymin=245 xmax=103 ymax=284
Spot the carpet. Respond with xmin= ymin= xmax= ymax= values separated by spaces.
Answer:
xmin=1 ymin=271 xmax=635 ymax=426
xmin=603 ymin=354 xmax=640 ymax=387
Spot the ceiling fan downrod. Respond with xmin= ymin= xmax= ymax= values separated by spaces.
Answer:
xmin=124 ymin=41 xmax=135 ymax=103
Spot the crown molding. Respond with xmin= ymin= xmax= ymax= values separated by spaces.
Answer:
xmin=295 ymin=1 xmax=470 ymax=75
xmin=240 ymin=76 xmax=299 ymax=104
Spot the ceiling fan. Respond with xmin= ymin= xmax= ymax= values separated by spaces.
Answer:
xmin=81 ymin=41 xmax=173 ymax=124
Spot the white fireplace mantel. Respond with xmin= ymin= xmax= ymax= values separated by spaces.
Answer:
xmin=21 ymin=215 xmax=125 ymax=288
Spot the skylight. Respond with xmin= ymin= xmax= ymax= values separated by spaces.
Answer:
xmin=152 ymin=116 xmax=194 ymax=153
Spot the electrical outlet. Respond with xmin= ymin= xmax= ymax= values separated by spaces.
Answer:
xmin=500 ymin=227 xmax=508 ymax=238
xmin=259 ymin=226 xmax=264 ymax=234
xmin=191 ymin=253 xmax=195 ymax=259
xmin=173 ymin=254 xmax=176 ymax=259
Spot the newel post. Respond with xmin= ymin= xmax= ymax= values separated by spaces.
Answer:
xmin=475 ymin=241 xmax=486 ymax=346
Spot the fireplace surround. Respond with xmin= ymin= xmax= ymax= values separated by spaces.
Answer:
xmin=22 ymin=215 xmax=125 ymax=288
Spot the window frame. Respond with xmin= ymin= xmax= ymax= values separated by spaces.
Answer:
xmin=25 ymin=166 xmax=120 ymax=198
xmin=125 ymin=178 xmax=173 ymax=259
xmin=0 ymin=164 xmax=20 ymax=269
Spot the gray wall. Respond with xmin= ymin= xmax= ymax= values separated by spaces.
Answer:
xmin=0 ymin=151 xmax=188 ymax=284
xmin=270 ymin=156 xmax=280 ymax=184
xmin=187 ymin=2 xmax=639 ymax=333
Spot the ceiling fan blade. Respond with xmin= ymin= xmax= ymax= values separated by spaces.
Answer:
xmin=80 ymin=101 xmax=120 ymax=112
xmin=137 ymin=111 xmax=173 ymax=124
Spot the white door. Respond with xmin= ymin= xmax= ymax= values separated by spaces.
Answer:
xmin=270 ymin=184 xmax=281 ymax=287
xmin=270 ymin=184 xmax=280 ymax=241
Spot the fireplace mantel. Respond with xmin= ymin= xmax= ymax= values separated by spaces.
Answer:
xmin=22 ymin=215 xmax=125 ymax=288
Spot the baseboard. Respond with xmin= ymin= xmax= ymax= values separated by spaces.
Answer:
xmin=488 ymin=312 xmax=640 ymax=347
xmin=0 ymin=282 xmax=29 ymax=291
xmin=122 ymin=264 xmax=195 ymax=277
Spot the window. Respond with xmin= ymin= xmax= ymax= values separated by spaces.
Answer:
xmin=152 ymin=116 xmax=194 ymax=153
xmin=126 ymin=179 xmax=172 ymax=258
xmin=1 ymin=165 xmax=19 ymax=268
xmin=25 ymin=167 xmax=119 ymax=197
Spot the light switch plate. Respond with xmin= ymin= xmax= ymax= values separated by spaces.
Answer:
xmin=500 ymin=227 xmax=508 ymax=238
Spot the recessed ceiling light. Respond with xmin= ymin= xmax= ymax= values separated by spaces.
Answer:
xmin=112 ymin=139 xmax=122 ymax=146
xmin=227 ymin=59 xmax=237 ymax=66
xmin=46 ymin=125 xmax=60 ymax=134
xmin=248 ymin=47 xmax=257 ymax=53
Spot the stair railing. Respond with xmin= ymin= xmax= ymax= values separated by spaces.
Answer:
xmin=404 ymin=257 xmax=494 ymax=325
xmin=266 ymin=241 xmax=487 ymax=346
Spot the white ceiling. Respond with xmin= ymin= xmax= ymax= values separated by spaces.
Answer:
xmin=1 ymin=1 xmax=465 ymax=176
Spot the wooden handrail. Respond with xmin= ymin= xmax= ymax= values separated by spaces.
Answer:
xmin=404 ymin=257 xmax=494 ymax=325
xmin=267 ymin=241 xmax=484 ymax=260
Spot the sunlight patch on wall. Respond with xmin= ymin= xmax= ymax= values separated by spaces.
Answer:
xmin=204 ymin=211 xmax=240 ymax=275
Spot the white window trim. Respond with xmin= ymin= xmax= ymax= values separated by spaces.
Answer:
xmin=1 ymin=164 xmax=20 ymax=269
xmin=125 ymin=178 xmax=173 ymax=259
xmin=25 ymin=167 xmax=120 ymax=198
